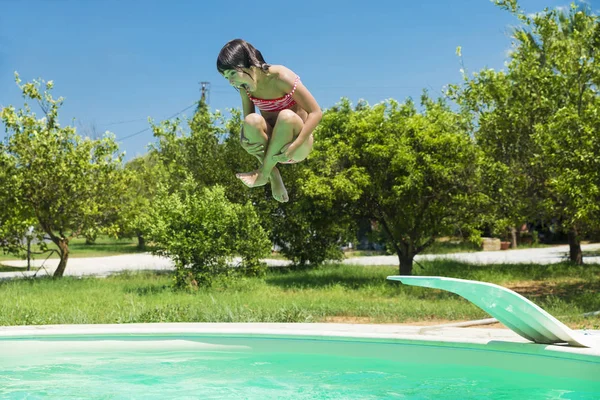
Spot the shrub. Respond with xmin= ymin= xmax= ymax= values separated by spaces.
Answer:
xmin=148 ymin=179 xmax=271 ymax=287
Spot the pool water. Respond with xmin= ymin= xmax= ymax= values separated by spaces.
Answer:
xmin=1 ymin=336 xmax=599 ymax=399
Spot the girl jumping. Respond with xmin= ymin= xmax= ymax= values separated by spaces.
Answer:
xmin=217 ymin=39 xmax=322 ymax=202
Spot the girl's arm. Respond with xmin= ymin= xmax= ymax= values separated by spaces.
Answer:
xmin=240 ymin=90 xmax=255 ymax=118
xmin=290 ymin=80 xmax=322 ymax=146
xmin=239 ymin=90 xmax=256 ymax=143
xmin=275 ymin=67 xmax=322 ymax=149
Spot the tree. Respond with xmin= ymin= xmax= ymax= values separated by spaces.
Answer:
xmin=304 ymin=96 xmax=484 ymax=275
xmin=452 ymin=1 xmax=600 ymax=262
xmin=149 ymin=99 xmax=231 ymax=193
xmin=268 ymin=158 xmax=355 ymax=266
xmin=448 ymin=48 xmax=552 ymax=247
xmin=118 ymin=153 xmax=167 ymax=250
xmin=527 ymin=3 xmax=600 ymax=263
xmin=0 ymin=144 xmax=32 ymax=255
xmin=147 ymin=179 xmax=271 ymax=287
xmin=0 ymin=74 xmax=127 ymax=276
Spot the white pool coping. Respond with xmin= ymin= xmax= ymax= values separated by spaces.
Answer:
xmin=1 ymin=323 xmax=599 ymax=361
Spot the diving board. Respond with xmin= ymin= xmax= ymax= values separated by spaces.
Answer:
xmin=387 ymin=276 xmax=597 ymax=348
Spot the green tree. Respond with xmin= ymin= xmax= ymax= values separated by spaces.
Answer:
xmin=119 ymin=152 xmax=167 ymax=250
xmin=268 ymin=159 xmax=355 ymax=266
xmin=304 ymin=97 xmax=484 ymax=275
xmin=453 ymin=1 xmax=600 ymax=262
xmin=448 ymin=48 xmax=551 ymax=246
xmin=0 ymin=144 xmax=32 ymax=255
xmin=0 ymin=74 xmax=127 ymax=276
xmin=149 ymin=99 xmax=232 ymax=192
xmin=147 ymin=179 xmax=270 ymax=287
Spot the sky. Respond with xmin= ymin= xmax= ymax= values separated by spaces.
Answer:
xmin=0 ymin=0 xmax=595 ymax=160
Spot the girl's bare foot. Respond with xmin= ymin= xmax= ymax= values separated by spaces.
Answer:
xmin=270 ymin=171 xmax=289 ymax=203
xmin=236 ymin=170 xmax=269 ymax=187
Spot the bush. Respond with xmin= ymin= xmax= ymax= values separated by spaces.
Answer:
xmin=148 ymin=179 xmax=271 ymax=288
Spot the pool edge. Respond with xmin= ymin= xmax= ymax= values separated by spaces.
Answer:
xmin=1 ymin=322 xmax=599 ymax=362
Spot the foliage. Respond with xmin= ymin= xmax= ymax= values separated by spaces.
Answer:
xmin=303 ymin=96 xmax=484 ymax=274
xmin=147 ymin=178 xmax=271 ymax=288
xmin=0 ymin=74 xmax=127 ymax=276
xmin=119 ymin=153 xmax=167 ymax=249
xmin=451 ymin=1 xmax=600 ymax=261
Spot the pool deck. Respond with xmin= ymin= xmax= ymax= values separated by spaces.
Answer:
xmin=1 ymin=323 xmax=599 ymax=361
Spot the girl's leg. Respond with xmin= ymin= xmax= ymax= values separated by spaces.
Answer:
xmin=237 ymin=110 xmax=306 ymax=188
xmin=241 ymin=113 xmax=289 ymax=202
xmin=241 ymin=113 xmax=269 ymax=145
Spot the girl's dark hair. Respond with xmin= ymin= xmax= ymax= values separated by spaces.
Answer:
xmin=216 ymin=39 xmax=270 ymax=75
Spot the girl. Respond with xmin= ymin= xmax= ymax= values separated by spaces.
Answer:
xmin=217 ymin=39 xmax=322 ymax=202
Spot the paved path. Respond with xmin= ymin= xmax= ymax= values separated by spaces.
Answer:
xmin=1 ymin=243 xmax=599 ymax=280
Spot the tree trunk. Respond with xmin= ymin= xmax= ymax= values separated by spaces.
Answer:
xmin=568 ymin=228 xmax=583 ymax=264
xmin=510 ymin=226 xmax=518 ymax=249
xmin=53 ymin=239 xmax=70 ymax=277
xmin=397 ymin=252 xmax=414 ymax=275
xmin=137 ymin=233 xmax=146 ymax=251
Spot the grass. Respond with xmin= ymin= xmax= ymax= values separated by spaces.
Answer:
xmin=420 ymin=240 xmax=480 ymax=254
xmin=0 ymin=236 xmax=145 ymax=262
xmin=344 ymin=250 xmax=388 ymax=258
xmin=0 ymin=265 xmax=39 ymax=272
xmin=1 ymin=260 xmax=598 ymax=329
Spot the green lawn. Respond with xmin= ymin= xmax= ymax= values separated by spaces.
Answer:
xmin=0 ymin=265 xmax=38 ymax=272
xmin=1 ymin=260 xmax=598 ymax=329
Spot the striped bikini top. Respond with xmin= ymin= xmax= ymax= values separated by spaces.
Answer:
xmin=246 ymin=76 xmax=300 ymax=112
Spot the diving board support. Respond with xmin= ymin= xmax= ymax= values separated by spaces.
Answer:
xmin=387 ymin=276 xmax=596 ymax=348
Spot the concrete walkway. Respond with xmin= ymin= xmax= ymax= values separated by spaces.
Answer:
xmin=1 ymin=243 xmax=599 ymax=280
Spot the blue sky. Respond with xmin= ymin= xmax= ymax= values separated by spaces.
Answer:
xmin=0 ymin=0 xmax=591 ymax=160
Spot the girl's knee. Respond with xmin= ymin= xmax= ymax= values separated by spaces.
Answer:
xmin=276 ymin=109 xmax=302 ymax=126
xmin=244 ymin=113 xmax=266 ymax=129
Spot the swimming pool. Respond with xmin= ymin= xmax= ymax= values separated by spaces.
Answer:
xmin=1 ymin=323 xmax=599 ymax=399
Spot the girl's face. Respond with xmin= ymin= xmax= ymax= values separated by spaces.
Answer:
xmin=222 ymin=69 xmax=255 ymax=91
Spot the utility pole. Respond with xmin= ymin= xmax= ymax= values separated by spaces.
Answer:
xmin=200 ymin=82 xmax=210 ymax=104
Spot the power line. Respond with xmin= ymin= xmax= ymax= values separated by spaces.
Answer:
xmin=103 ymin=83 xmax=213 ymax=129
xmin=117 ymin=102 xmax=197 ymax=142
xmin=103 ymin=117 xmax=148 ymax=126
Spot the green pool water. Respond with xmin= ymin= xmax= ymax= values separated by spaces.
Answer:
xmin=0 ymin=335 xmax=598 ymax=399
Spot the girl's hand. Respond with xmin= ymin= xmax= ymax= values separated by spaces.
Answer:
xmin=273 ymin=143 xmax=296 ymax=163
xmin=241 ymin=139 xmax=265 ymax=156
